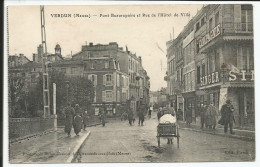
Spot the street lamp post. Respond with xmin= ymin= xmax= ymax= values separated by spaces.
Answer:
xmin=221 ymin=63 xmax=227 ymax=84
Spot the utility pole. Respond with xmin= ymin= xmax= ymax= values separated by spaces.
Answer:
xmin=40 ymin=6 xmax=50 ymax=118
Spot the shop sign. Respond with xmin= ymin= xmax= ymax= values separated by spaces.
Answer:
xmin=200 ymin=71 xmax=220 ymax=86
xmin=183 ymin=30 xmax=195 ymax=48
xmin=199 ymin=24 xmax=221 ymax=49
xmin=229 ymin=70 xmax=254 ymax=81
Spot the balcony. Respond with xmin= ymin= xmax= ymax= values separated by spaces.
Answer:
xmin=223 ymin=22 xmax=253 ymax=34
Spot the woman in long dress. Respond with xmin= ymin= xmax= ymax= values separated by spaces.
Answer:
xmin=73 ymin=104 xmax=83 ymax=135
xmin=64 ymin=104 xmax=75 ymax=136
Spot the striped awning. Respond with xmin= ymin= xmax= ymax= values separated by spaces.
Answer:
xmin=223 ymin=36 xmax=253 ymax=41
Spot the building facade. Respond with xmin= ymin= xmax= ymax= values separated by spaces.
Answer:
xmin=165 ymin=4 xmax=254 ymax=129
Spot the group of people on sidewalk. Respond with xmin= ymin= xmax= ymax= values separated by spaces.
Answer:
xmin=199 ymin=99 xmax=236 ymax=134
xmin=63 ymin=103 xmax=89 ymax=137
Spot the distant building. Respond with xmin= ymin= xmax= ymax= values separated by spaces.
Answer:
xmin=8 ymin=54 xmax=30 ymax=68
xmin=33 ymin=44 xmax=63 ymax=63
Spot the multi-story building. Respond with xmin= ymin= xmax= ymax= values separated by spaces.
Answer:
xmin=51 ymin=57 xmax=129 ymax=117
xmin=165 ymin=4 xmax=254 ymax=129
xmin=72 ymin=42 xmax=150 ymax=115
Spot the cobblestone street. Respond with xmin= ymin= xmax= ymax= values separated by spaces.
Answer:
xmin=74 ymin=113 xmax=255 ymax=162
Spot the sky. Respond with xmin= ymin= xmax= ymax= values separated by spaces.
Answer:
xmin=8 ymin=5 xmax=203 ymax=91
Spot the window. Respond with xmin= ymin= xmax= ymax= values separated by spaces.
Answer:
xmin=201 ymin=17 xmax=206 ymax=26
xmin=209 ymin=18 xmax=213 ymax=30
xmin=240 ymin=47 xmax=254 ymax=70
xmin=88 ymin=74 xmax=97 ymax=86
xmin=122 ymin=92 xmax=127 ymax=102
xmin=84 ymin=65 xmax=88 ymax=71
xmin=196 ymin=22 xmax=200 ymax=31
xmin=105 ymin=61 xmax=109 ymax=69
xmin=117 ymin=74 xmax=120 ymax=86
xmin=94 ymin=91 xmax=96 ymax=102
xmin=202 ymin=63 xmax=206 ymax=76
xmin=197 ymin=66 xmax=201 ymax=84
xmin=241 ymin=5 xmax=253 ymax=32
xmin=90 ymin=62 xmax=94 ymax=69
xmin=215 ymin=12 xmax=220 ymax=26
xmin=117 ymin=90 xmax=120 ymax=102
xmin=71 ymin=67 xmax=78 ymax=74
xmin=103 ymin=74 xmax=113 ymax=86
xmin=106 ymin=91 xmax=113 ymax=102
xmin=61 ymin=68 xmax=66 ymax=73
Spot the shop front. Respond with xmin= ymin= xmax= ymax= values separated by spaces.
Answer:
xmin=92 ymin=102 xmax=121 ymax=117
xmin=226 ymin=85 xmax=254 ymax=130
xmin=182 ymin=92 xmax=196 ymax=123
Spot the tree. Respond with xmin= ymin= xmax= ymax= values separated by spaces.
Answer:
xmin=69 ymin=76 xmax=94 ymax=109
xmin=8 ymin=75 xmax=26 ymax=117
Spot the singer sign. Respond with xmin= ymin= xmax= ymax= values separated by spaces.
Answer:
xmin=199 ymin=24 xmax=221 ymax=49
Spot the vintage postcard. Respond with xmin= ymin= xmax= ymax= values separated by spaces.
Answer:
xmin=5 ymin=1 xmax=257 ymax=165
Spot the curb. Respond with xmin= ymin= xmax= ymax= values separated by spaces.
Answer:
xmin=180 ymin=127 xmax=254 ymax=142
xmin=66 ymin=131 xmax=91 ymax=163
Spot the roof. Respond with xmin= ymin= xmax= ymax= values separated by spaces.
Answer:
xmin=9 ymin=61 xmax=42 ymax=70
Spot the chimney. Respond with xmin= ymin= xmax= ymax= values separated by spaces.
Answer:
xmin=19 ymin=53 xmax=24 ymax=58
xmin=138 ymin=56 xmax=142 ymax=64
xmin=89 ymin=42 xmax=93 ymax=46
xmin=33 ymin=53 xmax=36 ymax=61
xmin=37 ymin=44 xmax=43 ymax=63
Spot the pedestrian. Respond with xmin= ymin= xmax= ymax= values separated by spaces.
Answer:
xmin=82 ymin=109 xmax=89 ymax=131
xmin=206 ymin=102 xmax=218 ymax=129
xmin=99 ymin=109 xmax=106 ymax=127
xmin=128 ymin=109 xmax=134 ymax=126
xmin=185 ymin=105 xmax=192 ymax=127
xmin=148 ymin=108 xmax=152 ymax=119
xmin=73 ymin=104 xmax=83 ymax=135
xmin=200 ymin=104 xmax=206 ymax=129
xmin=220 ymin=100 xmax=235 ymax=134
xmin=63 ymin=103 xmax=75 ymax=137
xmin=157 ymin=110 xmax=161 ymax=120
xmin=73 ymin=112 xmax=83 ymax=136
xmin=138 ymin=106 xmax=145 ymax=126
xmin=177 ymin=108 xmax=183 ymax=121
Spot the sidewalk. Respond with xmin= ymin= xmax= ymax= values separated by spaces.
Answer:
xmin=9 ymin=127 xmax=90 ymax=163
xmin=178 ymin=121 xmax=255 ymax=142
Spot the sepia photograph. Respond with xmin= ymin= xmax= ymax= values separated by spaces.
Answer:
xmin=5 ymin=2 xmax=256 ymax=165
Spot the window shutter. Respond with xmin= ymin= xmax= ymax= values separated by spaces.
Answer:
xmin=102 ymin=91 xmax=106 ymax=102
xmin=94 ymin=75 xmax=97 ymax=86
xmin=103 ymin=75 xmax=106 ymax=85
xmin=234 ymin=5 xmax=241 ymax=23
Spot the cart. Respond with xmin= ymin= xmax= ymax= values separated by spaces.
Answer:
xmin=156 ymin=122 xmax=180 ymax=148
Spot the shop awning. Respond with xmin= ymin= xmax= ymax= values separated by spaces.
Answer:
xmin=223 ymin=36 xmax=253 ymax=41
xmin=228 ymin=82 xmax=254 ymax=88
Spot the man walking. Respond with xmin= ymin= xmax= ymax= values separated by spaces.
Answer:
xmin=220 ymin=100 xmax=235 ymax=134
xmin=63 ymin=103 xmax=75 ymax=137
